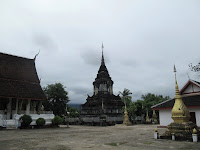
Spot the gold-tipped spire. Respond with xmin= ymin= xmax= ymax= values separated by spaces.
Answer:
xmin=171 ymin=65 xmax=190 ymax=123
xmin=162 ymin=65 xmax=199 ymax=139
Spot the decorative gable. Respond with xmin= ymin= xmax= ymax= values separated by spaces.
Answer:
xmin=180 ymin=80 xmax=200 ymax=95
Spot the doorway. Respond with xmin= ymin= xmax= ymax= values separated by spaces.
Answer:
xmin=189 ymin=112 xmax=196 ymax=124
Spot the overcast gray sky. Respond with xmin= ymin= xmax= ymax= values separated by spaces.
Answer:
xmin=0 ymin=0 xmax=200 ymax=104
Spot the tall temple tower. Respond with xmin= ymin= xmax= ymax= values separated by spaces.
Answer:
xmin=80 ymin=44 xmax=124 ymax=125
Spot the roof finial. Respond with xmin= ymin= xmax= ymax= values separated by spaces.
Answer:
xmin=34 ymin=50 xmax=40 ymax=61
xmin=174 ymin=64 xmax=177 ymax=82
xmin=174 ymin=65 xmax=179 ymax=94
xmin=101 ymin=42 xmax=105 ymax=65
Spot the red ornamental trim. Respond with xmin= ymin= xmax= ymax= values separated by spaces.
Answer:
xmin=152 ymin=106 xmax=200 ymax=110
xmin=180 ymin=80 xmax=200 ymax=94
xmin=152 ymin=107 xmax=172 ymax=110
xmin=182 ymin=91 xmax=200 ymax=95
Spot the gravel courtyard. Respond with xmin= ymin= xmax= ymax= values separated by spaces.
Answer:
xmin=0 ymin=124 xmax=199 ymax=150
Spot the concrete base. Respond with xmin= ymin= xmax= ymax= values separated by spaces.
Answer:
xmin=154 ymin=132 xmax=159 ymax=139
xmin=192 ymin=134 xmax=198 ymax=142
xmin=161 ymin=121 xmax=199 ymax=140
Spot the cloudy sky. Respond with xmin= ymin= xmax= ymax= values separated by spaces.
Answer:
xmin=0 ymin=0 xmax=200 ymax=104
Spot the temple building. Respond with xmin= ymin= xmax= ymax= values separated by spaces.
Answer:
xmin=81 ymin=45 xmax=124 ymax=125
xmin=0 ymin=52 xmax=54 ymax=129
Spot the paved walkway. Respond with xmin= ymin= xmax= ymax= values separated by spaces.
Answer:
xmin=0 ymin=124 xmax=199 ymax=150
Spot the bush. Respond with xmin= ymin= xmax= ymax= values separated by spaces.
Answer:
xmin=51 ymin=116 xmax=64 ymax=126
xmin=19 ymin=115 xmax=32 ymax=127
xmin=36 ymin=118 xmax=46 ymax=126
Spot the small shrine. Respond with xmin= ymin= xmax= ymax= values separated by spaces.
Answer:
xmin=161 ymin=66 xmax=199 ymax=140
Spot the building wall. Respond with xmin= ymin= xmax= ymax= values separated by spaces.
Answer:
xmin=159 ymin=108 xmax=200 ymax=126
xmin=159 ymin=110 xmax=173 ymax=126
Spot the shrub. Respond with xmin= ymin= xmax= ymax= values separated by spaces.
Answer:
xmin=51 ymin=116 xmax=64 ymax=126
xmin=19 ymin=115 xmax=32 ymax=127
xmin=36 ymin=118 xmax=46 ymax=126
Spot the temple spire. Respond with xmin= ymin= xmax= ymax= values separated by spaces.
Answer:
xmin=101 ymin=42 xmax=105 ymax=65
xmin=174 ymin=65 xmax=181 ymax=98
xmin=171 ymin=65 xmax=190 ymax=123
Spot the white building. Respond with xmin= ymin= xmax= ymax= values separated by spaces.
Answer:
xmin=0 ymin=52 xmax=54 ymax=129
xmin=152 ymin=80 xmax=200 ymax=127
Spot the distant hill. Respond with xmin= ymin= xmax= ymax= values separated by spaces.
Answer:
xmin=68 ymin=104 xmax=82 ymax=110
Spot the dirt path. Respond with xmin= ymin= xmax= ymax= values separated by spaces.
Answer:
xmin=0 ymin=124 xmax=199 ymax=150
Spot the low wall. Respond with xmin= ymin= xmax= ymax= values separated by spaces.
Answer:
xmin=13 ymin=114 xmax=55 ymax=126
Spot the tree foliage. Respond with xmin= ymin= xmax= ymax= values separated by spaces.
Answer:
xmin=51 ymin=116 xmax=64 ymax=126
xmin=19 ymin=115 xmax=32 ymax=127
xmin=119 ymin=88 xmax=132 ymax=106
xmin=43 ymin=83 xmax=69 ymax=116
xmin=189 ymin=62 xmax=200 ymax=72
xmin=67 ymin=106 xmax=80 ymax=118
xmin=36 ymin=118 xmax=46 ymax=126
xmin=119 ymin=88 xmax=136 ymax=122
xmin=135 ymin=93 xmax=170 ymax=118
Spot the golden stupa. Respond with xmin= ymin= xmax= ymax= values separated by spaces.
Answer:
xmin=146 ymin=110 xmax=151 ymax=124
xmin=162 ymin=66 xmax=199 ymax=139
xmin=152 ymin=110 xmax=158 ymax=124
xmin=123 ymin=103 xmax=132 ymax=125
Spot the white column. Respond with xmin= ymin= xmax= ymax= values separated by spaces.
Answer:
xmin=7 ymin=98 xmax=12 ymax=119
xmin=26 ymin=99 xmax=31 ymax=115
xmin=33 ymin=101 xmax=36 ymax=114
xmin=15 ymin=99 xmax=18 ymax=114
xmin=110 ymin=85 xmax=113 ymax=94
xmin=37 ymin=101 xmax=42 ymax=114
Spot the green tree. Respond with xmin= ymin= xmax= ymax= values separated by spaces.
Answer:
xmin=119 ymin=88 xmax=136 ymax=122
xmin=67 ymin=106 xmax=80 ymax=118
xmin=127 ymin=102 xmax=137 ymax=122
xmin=135 ymin=93 xmax=170 ymax=119
xmin=189 ymin=62 xmax=200 ymax=72
xmin=134 ymin=100 xmax=144 ymax=116
xmin=43 ymin=83 xmax=69 ymax=116
xmin=119 ymin=88 xmax=132 ymax=106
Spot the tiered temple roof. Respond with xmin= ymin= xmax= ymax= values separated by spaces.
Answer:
xmin=81 ymin=47 xmax=124 ymax=122
xmin=0 ymin=52 xmax=45 ymax=100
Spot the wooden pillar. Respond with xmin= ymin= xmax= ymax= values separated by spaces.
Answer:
xmin=7 ymin=98 xmax=12 ymax=119
xmin=26 ymin=99 xmax=31 ymax=115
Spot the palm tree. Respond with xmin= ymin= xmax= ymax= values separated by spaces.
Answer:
xmin=119 ymin=88 xmax=132 ymax=106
